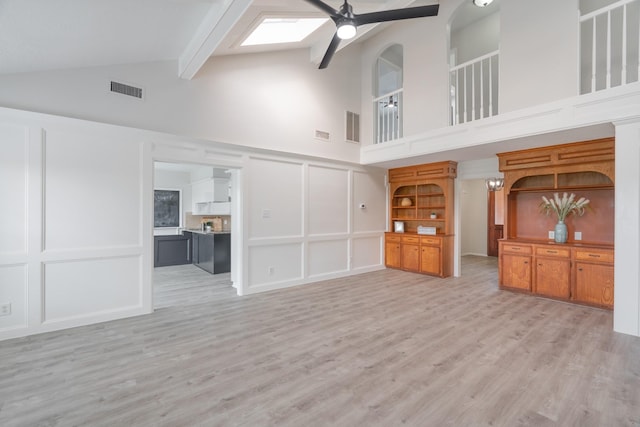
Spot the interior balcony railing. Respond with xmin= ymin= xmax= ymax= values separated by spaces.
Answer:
xmin=580 ymin=0 xmax=640 ymax=94
xmin=449 ymin=50 xmax=499 ymax=126
xmin=374 ymin=90 xmax=403 ymax=144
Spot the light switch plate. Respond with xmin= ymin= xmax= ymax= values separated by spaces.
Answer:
xmin=548 ymin=231 xmax=555 ymax=239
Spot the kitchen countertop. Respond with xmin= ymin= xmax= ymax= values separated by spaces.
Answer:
xmin=183 ymin=229 xmax=231 ymax=235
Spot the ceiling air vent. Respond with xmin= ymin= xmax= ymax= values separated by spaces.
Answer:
xmin=345 ymin=111 xmax=360 ymax=143
xmin=110 ymin=81 xmax=143 ymax=99
xmin=315 ymin=129 xmax=331 ymax=141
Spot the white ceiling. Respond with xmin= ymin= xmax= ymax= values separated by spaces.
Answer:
xmin=0 ymin=0 xmax=450 ymax=77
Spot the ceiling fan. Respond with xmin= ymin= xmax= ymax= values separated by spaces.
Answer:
xmin=304 ymin=0 xmax=440 ymax=69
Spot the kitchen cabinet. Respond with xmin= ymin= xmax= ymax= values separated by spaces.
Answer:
xmin=192 ymin=178 xmax=229 ymax=214
xmin=154 ymin=232 xmax=192 ymax=267
xmin=193 ymin=232 xmax=231 ymax=274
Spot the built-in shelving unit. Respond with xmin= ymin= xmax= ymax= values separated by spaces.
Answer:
xmin=385 ymin=161 xmax=456 ymax=277
xmin=497 ymin=138 xmax=615 ymax=309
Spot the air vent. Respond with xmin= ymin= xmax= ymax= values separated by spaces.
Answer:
xmin=345 ymin=111 xmax=360 ymax=143
xmin=315 ymin=130 xmax=330 ymax=141
xmin=110 ymin=81 xmax=143 ymax=99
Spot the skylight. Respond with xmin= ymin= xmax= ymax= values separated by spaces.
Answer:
xmin=241 ymin=18 xmax=328 ymax=46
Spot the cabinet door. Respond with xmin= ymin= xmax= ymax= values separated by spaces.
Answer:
xmin=385 ymin=242 xmax=401 ymax=268
xmin=402 ymin=243 xmax=420 ymax=272
xmin=575 ymin=262 xmax=614 ymax=308
xmin=196 ymin=234 xmax=215 ymax=274
xmin=500 ymin=254 xmax=531 ymax=291
xmin=154 ymin=235 xmax=191 ymax=267
xmin=535 ymin=258 xmax=570 ymax=299
xmin=213 ymin=234 xmax=231 ymax=274
xmin=420 ymin=245 xmax=441 ymax=275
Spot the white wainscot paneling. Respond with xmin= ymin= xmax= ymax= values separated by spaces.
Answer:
xmin=43 ymin=256 xmax=141 ymax=322
xmin=308 ymin=239 xmax=348 ymax=277
xmin=0 ymin=265 xmax=28 ymax=330
xmin=248 ymin=243 xmax=302 ymax=287
xmin=0 ymin=124 xmax=28 ymax=254
xmin=248 ymin=158 xmax=303 ymax=239
xmin=308 ymin=165 xmax=348 ymax=235
xmin=353 ymin=170 xmax=387 ymax=233
xmin=44 ymin=130 xmax=141 ymax=250
xmin=352 ymin=236 xmax=383 ymax=270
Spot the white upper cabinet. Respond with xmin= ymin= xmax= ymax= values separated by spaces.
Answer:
xmin=191 ymin=167 xmax=230 ymax=214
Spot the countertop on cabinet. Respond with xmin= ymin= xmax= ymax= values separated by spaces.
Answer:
xmin=183 ymin=229 xmax=231 ymax=235
xmin=498 ymin=238 xmax=613 ymax=250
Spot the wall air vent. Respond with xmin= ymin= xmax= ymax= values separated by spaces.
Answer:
xmin=345 ymin=111 xmax=360 ymax=143
xmin=315 ymin=130 xmax=331 ymax=141
xmin=110 ymin=81 xmax=144 ymax=99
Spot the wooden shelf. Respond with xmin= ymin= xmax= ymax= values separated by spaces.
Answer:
xmin=386 ymin=161 xmax=457 ymax=278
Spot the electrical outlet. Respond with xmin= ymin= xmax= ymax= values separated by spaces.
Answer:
xmin=575 ymin=231 xmax=582 ymax=241
xmin=0 ymin=303 xmax=11 ymax=317
xmin=267 ymin=266 xmax=274 ymax=275
xmin=548 ymin=231 xmax=555 ymax=239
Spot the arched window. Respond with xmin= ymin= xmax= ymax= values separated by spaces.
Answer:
xmin=374 ymin=44 xmax=403 ymax=144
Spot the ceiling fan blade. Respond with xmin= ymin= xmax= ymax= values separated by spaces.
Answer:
xmin=319 ymin=32 xmax=342 ymax=69
xmin=303 ymin=0 xmax=340 ymax=18
xmin=354 ymin=4 xmax=439 ymax=26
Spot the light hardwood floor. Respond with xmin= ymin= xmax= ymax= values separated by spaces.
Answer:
xmin=1 ymin=257 xmax=639 ymax=426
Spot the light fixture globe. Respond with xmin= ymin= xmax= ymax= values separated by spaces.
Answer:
xmin=336 ymin=21 xmax=356 ymax=39
xmin=485 ymin=177 xmax=504 ymax=191
xmin=473 ymin=0 xmax=494 ymax=7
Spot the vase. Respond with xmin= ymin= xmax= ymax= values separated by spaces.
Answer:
xmin=554 ymin=220 xmax=568 ymax=243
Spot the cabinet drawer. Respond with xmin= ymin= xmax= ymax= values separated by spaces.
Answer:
xmin=574 ymin=249 xmax=614 ymax=263
xmin=386 ymin=234 xmax=402 ymax=243
xmin=535 ymin=246 xmax=570 ymax=258
xmin=500 ymin=243 xmax=532 ymax=255
xmin=402 ymin=236 xmax=420 ymax=244
xmin=420 ymin=236 xmax=441 ymax=246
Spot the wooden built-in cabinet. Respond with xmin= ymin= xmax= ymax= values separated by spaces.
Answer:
xmin=385 ymin=161 xmax=456 ymax=278
xmin=499 ymin=241 xmax=614 ymax=309
xmin=497 ymin=138 xmax=615 ymax=309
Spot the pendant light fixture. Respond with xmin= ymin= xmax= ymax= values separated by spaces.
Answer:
xmin=473 ymin=0 xmax=494 ymax=7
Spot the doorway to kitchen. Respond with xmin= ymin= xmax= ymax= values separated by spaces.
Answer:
xmin=152 ymin=161 xmax=242 ymax=310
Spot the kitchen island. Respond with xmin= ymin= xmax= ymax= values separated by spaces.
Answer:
xmin=186 ymin=230 xmax=231 ymax=274
xmin=154 ymin=229 xmax=230 ymax=274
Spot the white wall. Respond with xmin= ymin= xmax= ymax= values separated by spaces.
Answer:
xmin=0 ymin=106 xmax=387 ymax=340
xmin=614 ymin=119 xmax=640 ymax=336
xmin=244 ymin=155 xmax=386 ymax=293
xmin=0 ymin=48 xmax=363 ymax=163
xmin=499 ymin=0 xmax=579 ymax=113
xmin=0 ymin=109 xmax=152 ymax=340
xmin=460 ymin=179 xmax=488 ymax=256
xmin=451 ymin=11 xmax=500 ymax=65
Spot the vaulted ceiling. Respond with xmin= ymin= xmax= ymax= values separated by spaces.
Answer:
xmin=0 ymin=0 xmax=444 ymax=78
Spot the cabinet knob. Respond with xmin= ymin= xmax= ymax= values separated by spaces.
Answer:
xmin=578 ymin=268 xmax=583 ymax=271
xmin=523 ymin=261 xmax=528 ymax=264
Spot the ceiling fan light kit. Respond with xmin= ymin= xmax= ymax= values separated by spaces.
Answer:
xmin=336 ymin=22 xmax=356 ymax=39
xmin=304 ymin=0 xmax=439 ymax=69
xmin=473 ymin=0 xmax=494 ymax=7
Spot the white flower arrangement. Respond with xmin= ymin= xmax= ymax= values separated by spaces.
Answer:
xmin=540 ymin=192 xmax=590 ymax=222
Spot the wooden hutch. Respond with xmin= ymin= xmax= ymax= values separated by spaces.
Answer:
xmin=385 ymin=161 xmax=456 ymax=277
xmin=497 ymin=138 xmax=614 ymax=309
